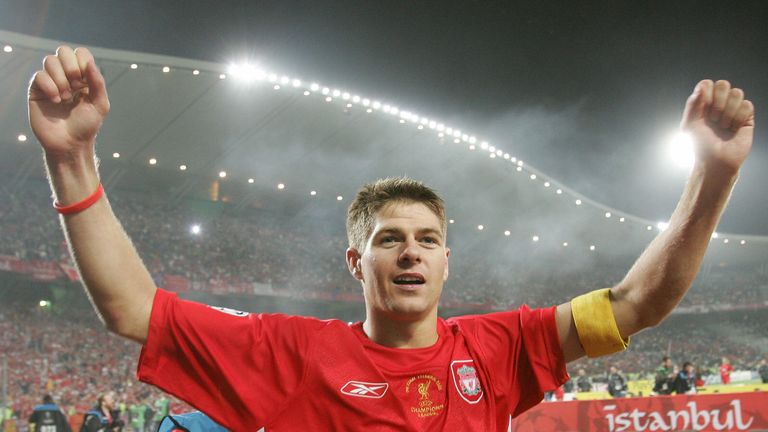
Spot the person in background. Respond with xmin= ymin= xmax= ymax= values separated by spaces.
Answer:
xmin=81 ymin=392 xmax=124 ymax=432
xmin=150 ymin=396 xmax=170 ymax=431
xmin=28 ymin=395 xmax=70 ymax=432
xmin=606 ymin=366 xmax=628 ymax=398
xmin=576 ymin=368 xmax=592 ymax=393
xmin=653 ymin=356 xmax=675 ymax=395
xmin=757 ymin=358 xmax=768 ymax=384
xmin=719 ymin=357 xmax=733 ymax=385
xmin=674 ymin=362 xmax=697 ymax=394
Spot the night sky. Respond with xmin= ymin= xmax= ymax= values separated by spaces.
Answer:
xmin=2 ymin=0 xmax=767 ymax=234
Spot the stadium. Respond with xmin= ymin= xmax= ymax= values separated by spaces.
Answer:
xmin=1 ymin=3 xmax=767 ymax=431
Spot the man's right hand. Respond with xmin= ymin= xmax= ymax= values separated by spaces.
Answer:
xmin=28 ymin=46 xmax=110 ymax=157
xmin=28 ymin=46 xmax=155 ymax=344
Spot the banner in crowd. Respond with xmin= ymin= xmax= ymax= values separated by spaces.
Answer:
xmin=511 ymin=392 xmax=768 ymax=432
xmin=0 ymin=255 xmax=64 ymax=281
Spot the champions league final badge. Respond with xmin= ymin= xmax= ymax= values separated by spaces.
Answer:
xmin=450 ymin=360 xmax=484 ymax=404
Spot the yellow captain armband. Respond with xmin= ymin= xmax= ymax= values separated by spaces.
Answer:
xmin=571 ymin=288 xmax=630 ymax=358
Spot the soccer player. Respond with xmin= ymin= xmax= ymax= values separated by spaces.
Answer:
xmin=719 ymin=356 xmax=733 ymax=385
xmin=28 ymin=46 xmax=755 ymax=431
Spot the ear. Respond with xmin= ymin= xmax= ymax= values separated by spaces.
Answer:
xmin=442 ymin=247 xmax=451 ymax=282
xmin=346 ymin=247 xmax=364 ymax=281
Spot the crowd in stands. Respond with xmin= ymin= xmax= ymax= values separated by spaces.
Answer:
xmin=0 ymin=299 xmax=192 ymax=431
xmin=1 ymin=182 xmax=766 ymax=312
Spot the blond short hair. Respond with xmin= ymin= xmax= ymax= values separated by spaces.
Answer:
xmin=346 ymin=177 xmax=446 ymax=251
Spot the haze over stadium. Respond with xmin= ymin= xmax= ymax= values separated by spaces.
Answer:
xmin=1 ymin=1 xmax=767 ymax=431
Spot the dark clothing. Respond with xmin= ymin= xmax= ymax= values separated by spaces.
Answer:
xmin=758 ymin=363 xmax=768 ymax=384
xmin=576 ymin=376 xmax=592 ymax=392
xmin=653 ymin=366 xmax=675 ymax=395
xmin=674 ymin=370 xmax=696 ymax=394
xmin=28 ymin=403 xmax=70 ymax=432
xmin=81 ymin=408 xmax=123 ymax=432
xmin=607 ymin=372 xmax=628 ymax=398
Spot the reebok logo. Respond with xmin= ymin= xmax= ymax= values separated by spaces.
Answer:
xmin=340 ymin=381 xmax=389 ymax=398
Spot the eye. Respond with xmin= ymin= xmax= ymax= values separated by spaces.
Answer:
xmin=381 ymin=236 xmax=397 ymax=244
xmin=422 ymin=236 xmax=438 ymax=245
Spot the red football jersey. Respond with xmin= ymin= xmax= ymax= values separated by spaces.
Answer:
xmin=138 ymin=289 xmax=568 ymax=431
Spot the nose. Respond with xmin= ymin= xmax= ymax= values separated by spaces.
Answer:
xmin=398 ymin=237 xmax=421 ymax=265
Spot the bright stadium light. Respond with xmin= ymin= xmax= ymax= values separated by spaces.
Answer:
xmin=667 ymin=131 xmax=695 ymax=169
xmin=17 ymin=134 xmax=27 ymax=142
xmin=218 ymin=171 xmax=227 ymax=178
xmin=190 ymin=224 xmax=201 ymax=235
xmin=39 ymin=300 xmax=49 ymax=307
xmin=162 ymin=66 xmax=170 ymax=73
xmin=3 ymin=45 xmax=12 ymax=53
xmin=232 ymin=65 xmax=256 ymax=81
xmin=149 ymin=158 xmax=157 ymax=165
xmin=130 ymin=63 xmax=138 ymax=70
xmin=112 ymin=152 xmax=120 ymax=158
xmin=477 ymin=225 xmax=484 ymax=231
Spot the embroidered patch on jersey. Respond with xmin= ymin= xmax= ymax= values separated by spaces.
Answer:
xmin=405 ymin=374 xmax=445 ymax=418
xmin=340 ymin=381 xmax=389 ymax=398
xmin=451 ymin=360 xmax=484 ymax=404
xmin=208 ymin=306 xmax=249 ymax=317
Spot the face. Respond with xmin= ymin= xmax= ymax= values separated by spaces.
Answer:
xmin=347 ymin=201 xmax=450 ymax=322
xmin=102 ymin=392 xmax=115 ymax=410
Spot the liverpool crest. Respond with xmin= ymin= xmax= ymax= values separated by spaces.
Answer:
xmin=450 ymin=360 xmax=484 ymax=404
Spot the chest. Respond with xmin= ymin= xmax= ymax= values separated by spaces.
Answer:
xmin=268 ymin=331 xmax=495 ymax=431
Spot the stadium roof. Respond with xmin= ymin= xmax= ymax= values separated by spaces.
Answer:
xmin=1 ymin=29 xmax=766 ymax=268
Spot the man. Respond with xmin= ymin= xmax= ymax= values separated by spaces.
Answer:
xmin=653 ymin=356 xmax=675 ymax=395
xmin=28 ymin=46 xmax=755 ymax=431
xmin=756 ymin=358 xmax=768 ymax=384
xmin=81 ymin=393 xmax=124 ymax=432
xmin=606 ymin=366 xmax=628 ymax=398
xmin=28 ymin=395 xmax=70 ymax=432
xmin=674 ymin=362 xmax=697 ymax=394
xmin=719 ymin=356 xmax=733 ymax=385
xmin=575 ymin=368 xmax=592 ymax=393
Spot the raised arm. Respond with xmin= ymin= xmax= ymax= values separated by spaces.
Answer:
xmin=29 ymin=46 xmax=156 ymax=343
xmin=556 ymin=80 xmax=755 ymax=362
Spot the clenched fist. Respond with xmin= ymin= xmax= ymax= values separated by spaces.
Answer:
xmin=681 ymin=80 xmax=755 ymax=175
xmin=28 ymin=46 xmax=110 ymax=158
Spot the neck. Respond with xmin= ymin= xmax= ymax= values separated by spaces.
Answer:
xmin=362 ymin=310 xmax=439 ymax=348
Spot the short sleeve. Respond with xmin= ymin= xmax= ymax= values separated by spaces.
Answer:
xmin=137 ymin=289 xmax=324 ymax=430
xmin=451 ymin=306 xmax=568 ymax=418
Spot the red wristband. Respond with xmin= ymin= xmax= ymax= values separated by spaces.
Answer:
xmin=53 ymin=183 xmax=105 ymax=215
